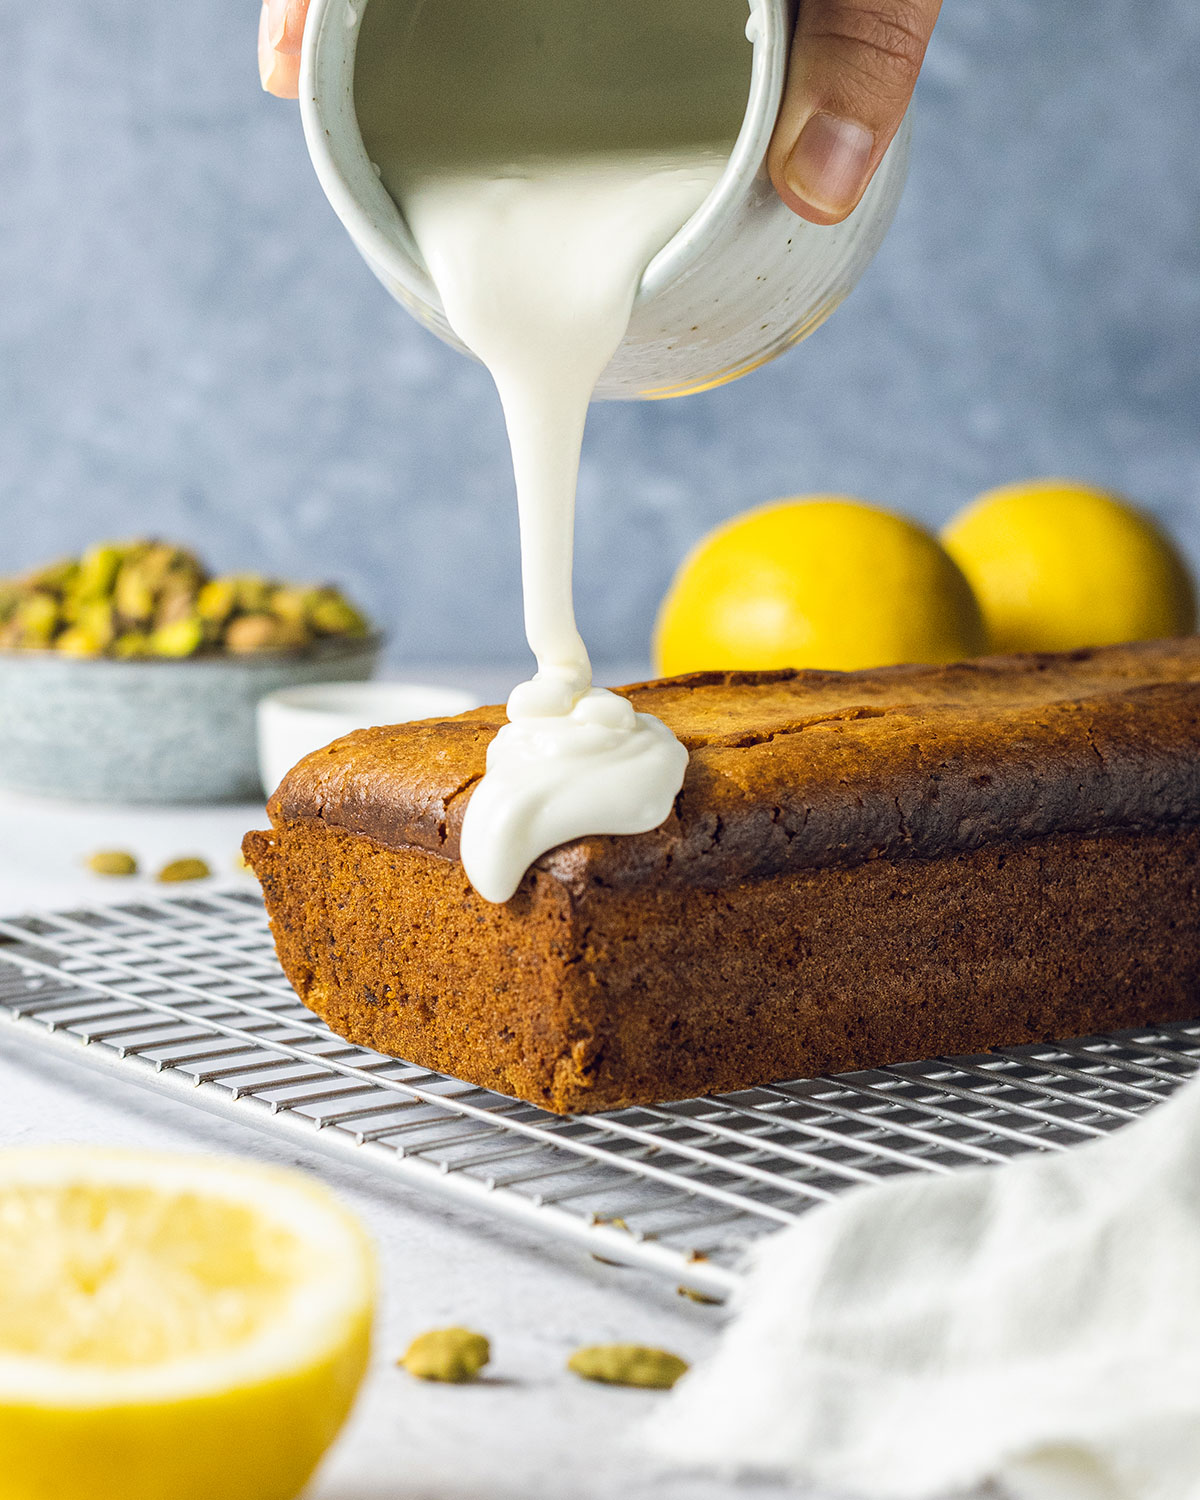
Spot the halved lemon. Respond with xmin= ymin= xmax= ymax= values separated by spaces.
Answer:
xmin=0 ymin=1148 xmax=375 ymax=1500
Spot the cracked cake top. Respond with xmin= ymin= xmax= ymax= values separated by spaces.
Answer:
xmin=268 ymin=637 xmax=1200 ymax=894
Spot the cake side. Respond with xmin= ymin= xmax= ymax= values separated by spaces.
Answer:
xmin=243 ymin=822 xmax=603 ymax=1109
xmin=267 ymin=638 xmax=1200 ymax=897
xmin=245 ymin=818 xmax=1200 ymax=1113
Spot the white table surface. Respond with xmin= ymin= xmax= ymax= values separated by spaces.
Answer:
xmin=0 ymin=751 xmax=800 ymax=1499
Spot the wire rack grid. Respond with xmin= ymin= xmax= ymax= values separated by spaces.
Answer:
xmin=0 ymin=887 xmax=1196 ymax=1300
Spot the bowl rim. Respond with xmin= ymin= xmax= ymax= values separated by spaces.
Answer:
xmin=0 ymin=631 xmax=385 ymax=669
xmin=259 ymin=679 xmax=480 ymax=716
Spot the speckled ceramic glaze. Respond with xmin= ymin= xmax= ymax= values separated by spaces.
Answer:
xmin=300 ymin=0 xmax=909 ymax=399
xmin=0 ymin=637 xmax=381 ymax=803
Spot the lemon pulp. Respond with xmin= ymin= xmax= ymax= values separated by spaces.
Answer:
xmin=0 ymin=1148 xmax=375 ymax=1500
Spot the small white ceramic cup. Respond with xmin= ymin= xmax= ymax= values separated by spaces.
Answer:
xmin=257 ymin=680 xmax=479 ymax=797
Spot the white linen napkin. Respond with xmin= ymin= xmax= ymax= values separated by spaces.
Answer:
xmin=646 ymin=1071 xmax=1200 ymax=1500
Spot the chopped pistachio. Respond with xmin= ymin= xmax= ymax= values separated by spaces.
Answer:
xmin=75 ymin=600 xmax=115 ymax=648
xmin=156 ymin=857 xmax=211 ymax=883
xmin=11 ymin=593 xmax=60 ymax=648
xmin=112 ymin=631 xmax=151 ymax=658
xmin=676 ymin=1285 xmax=722 ymax=1305
xmin=149 ymin=617 xmax=204 ymax=658
xmin=231 ymin=574 xmax=273 ymax=614
xmin=591 ymin=1215 xmax=632 ymax=1266
xmin=139 ymin=542 xmax=195 ymax=593
xmin=56 ymin=626 xmax=106 ymax=658
xmin=155 ymin=584 xmax=199 ymax=629
xmin=309 ymin=590 xmax=369 ymax=637
xmin=0 ymin=582 xmax=21 ymax=622
xmin=76 ymin=543 xmax=124 ymax=599
xmin=86 ymin=850 xmax=139 ymax=877
xmin=196 ymin=577 xmax=237 ymax=626
xmin=26 ymin=558 xmax=79 ymax=595
xmin=267 ymin=585 xmax=314 ymax=627
xmin=225 ymin=614 xmax=306 ymax=654
xmin=567 ymin=1344 xmax=689 ymax=1390
xmin=0 ymin=545 xmax=372 ymax=657
xmin=399 ymin=1328 xmax=490 ymax=1383
xmin=113 ymin=559 xmax=157 ymax=624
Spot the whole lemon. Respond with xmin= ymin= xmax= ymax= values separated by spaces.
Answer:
xmin=941 ymin=479 xmax=1196 ymax=654
xmin=654 ymin=497 xmax=987 ymax=676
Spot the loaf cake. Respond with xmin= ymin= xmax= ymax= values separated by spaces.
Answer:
xmin=244 ymin=638 xmax=1200 ymax=1113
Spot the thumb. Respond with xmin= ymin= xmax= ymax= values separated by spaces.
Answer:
xmin=768 ymin=0 xmax=941 ymax=225
xmin=258 ymin=0 xmax=309 ymax=98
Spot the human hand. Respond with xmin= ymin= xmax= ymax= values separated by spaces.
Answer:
xmin=259 ymin=0 xmax=940 ymax=226
xmin=768 ymin=0 xmax=941 ymax=224
xmin=258 ymin=0 xmax=308 ymax=98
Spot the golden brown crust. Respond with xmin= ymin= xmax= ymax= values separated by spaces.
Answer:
xmin=269 ymin=638 xmax=1200 ymax=894
xmin=245 ymin=640 xmax=1200 ymax=1111
xmin=245 ymin=819 xmax=1200 ymax=1113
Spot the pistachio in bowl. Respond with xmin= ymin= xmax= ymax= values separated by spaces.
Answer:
xmin=0 ymin=541 xmax=381 ymax=803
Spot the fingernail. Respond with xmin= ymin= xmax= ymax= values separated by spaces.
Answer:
xmin=257 ymin=4 xmax=275 ymax=88
xmin=785 ymin=114 xmax=875 ymax=219
xmin=267 ymin=0 xmax=289 ymax=50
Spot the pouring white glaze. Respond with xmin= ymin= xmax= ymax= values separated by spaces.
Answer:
xmin=403 ymin=159 xmax=715 ymax=900
xmin=354 ymin=0 xmax=749 ymax=901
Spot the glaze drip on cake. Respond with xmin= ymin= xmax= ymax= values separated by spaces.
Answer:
xmin=353 ymin=0 xmax=749 ymax=900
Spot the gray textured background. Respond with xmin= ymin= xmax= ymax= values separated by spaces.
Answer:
xmin=1 ymin=0 xmax=1197 ymax=673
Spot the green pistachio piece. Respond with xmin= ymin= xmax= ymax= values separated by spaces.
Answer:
xmin=156 ymin=584 xmax=201 ymax=629
xmin=12 ymin=593 xmax=60 ymax=648
xmin=591 ymin=1215 xmax=633 ymax=1266
xmin=137 ymin=542 xmax=180 ymax=589
xmin=56 ymin=626 xmax=107 ymax=658
xmin=112 ymin=632 xmax=151 ymax=658
xmin=676 ymin=1286 xmax=722 ymax=1305
xmin=86 ymin=850 xmax=139 ymax=877
xmin=149 ymin=617 xmax=204 ymax=658
xmin=224 ymin=614 xmax=306 ymax=654
xmin=156 ymin=857 xmax=211 ymax=883
xmin=75 ymin=599 xmax=115 ymax=648
xmin=25 ymin=558 xmax=79 ymax=595
xmin=76 ymin=543 xmax=124 ymax=599
xmin=230 ymin=574 xmax=273 ymax=614
xmin=114 ymin=560 xmax=157 ymax=624
xmin=0 ymin=582 xmax=22 ymax=622
xmin=566 ymin=1344 xmax=689 ymax=1390
xmin=309 ymin=590 xmax=369 ymax=638
xmin=196 ymin=577 xmax=237 ymax=625
xmin=399 ymin=1328 xmax=491 ymax=1383
xmin=59 ymin=632 xmax=97 ymax=657
xmin=267 ymin=586 xmax=315 ymax=627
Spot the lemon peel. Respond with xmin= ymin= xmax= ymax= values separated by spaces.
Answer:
xmin=0 ymin=1148 xmax=374 ymax=1500
xmin=655 ymin=497 xmax=985 ymax=676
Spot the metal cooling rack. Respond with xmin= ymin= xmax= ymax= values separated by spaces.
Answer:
xmin=0 ymin=888 xmax=1196 ymax=1300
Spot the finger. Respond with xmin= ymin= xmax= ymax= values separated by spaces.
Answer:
xmin=258 ymin=2 xmax=301 ymax=96
xmin=768 ymin=0 xmax=940 ymax=225
xmin=267 ymin=0 xmax=309 ymax=56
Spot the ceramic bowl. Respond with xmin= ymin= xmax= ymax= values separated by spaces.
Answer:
xmin=0 ymin=636 xmax=383 ymax=804
xmin=257 ymin=680 xmax=479 ymax=796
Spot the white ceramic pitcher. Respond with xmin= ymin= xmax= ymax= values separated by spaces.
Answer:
xmin=298 ymin=0 xmax=910 ymax=400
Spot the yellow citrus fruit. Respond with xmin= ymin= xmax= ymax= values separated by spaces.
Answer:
xmin=653 ymin=497 xmax=987 ymax=675
xmin=941 ymin=479 xmax=1196 ymax=653
xmin=0 ymin=1148 xmax=375 ymax=1500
